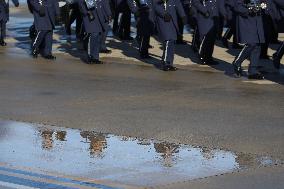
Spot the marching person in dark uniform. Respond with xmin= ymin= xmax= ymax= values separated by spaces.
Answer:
xmin=189 ymin=0 xmax=200 ymax=52
xmin=154 ymin=0 xmax=186 ymax=71
xmin=232 ymin=0 xmax=266 ymax=79
xmin=222 ymin=0 xmax=243 ymax=49
xmin=192 ymin=0 xmax=226 ymax=65
xmin=273 ymin=41 xmax=284 ymax=69
xmin=177 ymin=0 xmax=189 ymax=45
xmin=260 ymin=0 xmax=279 ymax=59
xmin=78 ymin=0 xmax=105 ymax=64
xmin=0 ymin=0 xmax=19 ymax=46
xmin=65 ymin=0 xmax=83 ymax=38
xmin=99 ymin=0 xmax=112 ymax=54
xmin=272 ymin=0 xmax=284 ymax=69
xmin=29 ymin=0 xmax=60 ymax=59
xmin=112 ymin=0 xmax=133 ymax=40
xmin=129 ymin=0 xmax=154 ymax=59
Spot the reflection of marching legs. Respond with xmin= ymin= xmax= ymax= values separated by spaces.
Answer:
xmin=31 ymin=30 xmax=55 ymax=59
xmin=161 ymin=40 xmax=177 ymax=71
xmin=139 ymin=35 xmax=150 ymax=59
xmin=233 ymin=43 xmax=264 ymax=79
xmin=0 ymin=21 xmax=7 ymax=46
xmin=87 ymin=33 xmax=103 ymax=64
xmin=273 ymin=41 xmax=284 ymax=69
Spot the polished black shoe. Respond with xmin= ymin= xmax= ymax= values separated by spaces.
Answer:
xmin=43 ymin=54 xmax=56 ymax=60
xmin=272 ymin=54 xmax=280 ymax=69
xmin=232 ymin=43 xmax=243 ymax=49
xmin=168 ymin=65 xmax=178 ymax=71
xmin=100 ymin=49 xmax=112 ymax=54
xmin=161 ymin=61 xmax=170 ymax=71
xmin=222 ymin=38 xmax=229 ymax=48
xmin=93 ymin=59 xmax=103 ymax=64
xmin=0 ymin=39 xmax=7 ymax=46
xmin=31 ymin=49 xmax=39 ymax=58
xmin=232 ymin=62 xmax=243 ymax=77
xmin=199 ymin=57 xmax=207 ymax=65
xmin=248 ymin=73 xmax=264 ymax=80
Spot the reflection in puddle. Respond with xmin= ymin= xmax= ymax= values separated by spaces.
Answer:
xmin=0 ymin=120 xmax=281 ymax=186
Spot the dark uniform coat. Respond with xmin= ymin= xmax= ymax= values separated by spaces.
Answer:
xmin=28 ymin=0 xmax=59 ymax=31
xmin=235 ymin=0 xmax=265 ymax=44
xmin=192 ymin=0 xmax=226 ymax=40
xmin=153 ymin=0 xmax=186 ymax=41
xmin=0 ymin=0 xmax=19 ymax=22
xmin=78 ymin=0 xmax=105 ymax=33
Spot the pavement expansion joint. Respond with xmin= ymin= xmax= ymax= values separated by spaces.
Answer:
xmin=0 ymin=119 xmax=283 ymax=188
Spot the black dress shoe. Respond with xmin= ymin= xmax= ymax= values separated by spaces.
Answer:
xmin=168 ymin=65 xmax=178 ymax=71
xmin=31 ymin=49 xmax=39 ymax=58
xmin=93 ymin=59 xmax=103 ymax=64
xmin=161 ymin=61 xmax=170 ymax=71
xmin=87 ymin=56 xmax=103 ymax=64
xmin=248 ymin=73 xmax=264 ymax=80
xmin=272 ymin=54 xmax=280 ymax=69
xmin=232 ymin=62 xmax=243 ymax=77
xmin=100 ymin=49 xmax=112 ymax=54
xmin=0 ymin=39 xmax=7 ymax=46
xmin=43 ymin=54 xmax=56 ymax=60
xmin=232 ymin=43 xmax=243 ymax=49
xmin=222 ymin=38 xmax=229 ymax=48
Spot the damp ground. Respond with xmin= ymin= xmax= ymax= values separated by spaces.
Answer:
xmin=0 ymin=120 xmax=282 ymax=188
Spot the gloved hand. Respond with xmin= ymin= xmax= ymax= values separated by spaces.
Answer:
xmin=203 ymin=11 xmax=210 ymax=18
xmin=39 ymin=6 xmax=45 ymax=17
xmin=164 ymin=13 xmax=171 ymax=22
xmin=87 ymin=11 xmax=95 ymax=21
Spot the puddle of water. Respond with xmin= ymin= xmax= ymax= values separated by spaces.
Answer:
xmin=0 ymin=120 xmax=281 ymax=187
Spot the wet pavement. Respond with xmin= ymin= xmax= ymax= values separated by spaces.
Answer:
xmin=0 ymin=120 xmax=282 ymax=188
xmin=0 ymin=3 xmax=284 ymax=189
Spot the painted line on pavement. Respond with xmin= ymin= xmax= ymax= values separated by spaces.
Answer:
xmin=0 ymin=166 xmax=121 ymax=189
xmin=0 ymin=180 xmax=40 ymax=189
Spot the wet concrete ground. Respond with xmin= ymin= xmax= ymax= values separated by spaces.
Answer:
xmin=0 ymin=3 xmax=284 ymax=189
xmin=1 ymin=120 xmax=281 ymax=188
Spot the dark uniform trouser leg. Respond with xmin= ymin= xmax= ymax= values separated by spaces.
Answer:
xmin=177 ymin=16 xmax=184 ymax=42
xmin=275 ymin=41 xmax=284 ymax=60
xmin=118 ymin=8 xmax=131 ymax=37
xmin=100 ymin=30 xmax=108 ymax=50
xmin=32 ymin=30 xmax=50 ymax=52
xmin=113 ymin=11 xmax=119 ymax=34
xmin=88 ymin=33 xmax=100 ymax=59
xmin=192 ymin=26 xmax=200 ymax=50
xmin=43 ymin=31 xmax=53 ymax=56
xmin=223 ymin=27 xmax=233 ymax=40
xmin=234 ymin=43 xmax=260 ymax=74
xmin=199 ymin=27 xmax=216 ymax=62
xmin=162 ymin=40 xmax=175 ymax=65
xmin=139 ymin=35 xmax=150 ymax=56
xmin=0 ymin=21 xmax=6 ymax=40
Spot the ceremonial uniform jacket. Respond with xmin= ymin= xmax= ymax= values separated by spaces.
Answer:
xmin=0 ymin=0 xmax=19 ymax=22
xmin=153 ymin=0 xmax=186 ymax=41
xmin=129 ymin=0 xmax=155 ymax=36
xmin=78 ymin=0 xmax=105 ymax=33
xmin=234 ymin=0 xmax=265 ymax=44
xmin=192 ymin=0 xmax=226 ymax=39
xmin=28 ymin=0 xmax=59 ymax=30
